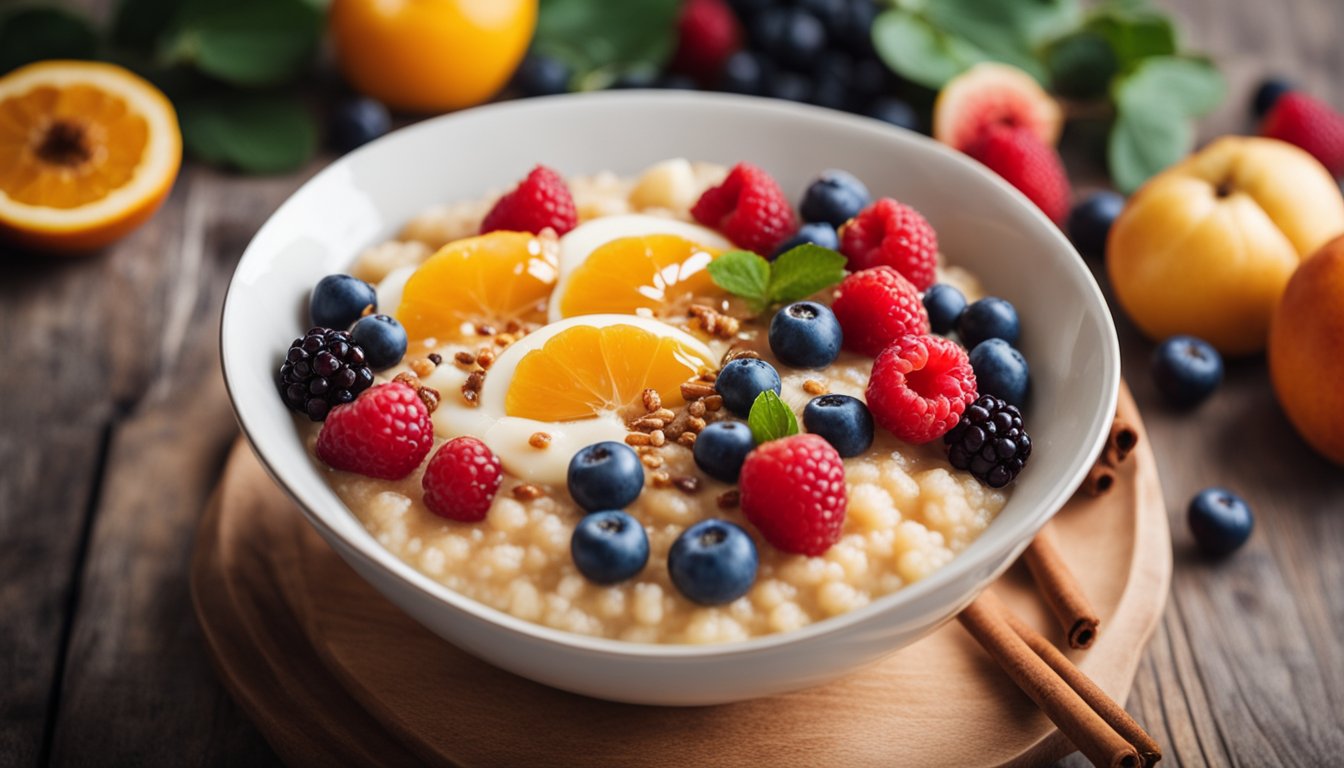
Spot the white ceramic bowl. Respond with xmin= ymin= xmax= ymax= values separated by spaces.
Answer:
xmin=221 ymin=92 xmax=1119 ymax=706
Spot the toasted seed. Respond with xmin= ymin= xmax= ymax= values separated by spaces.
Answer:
xmin=672 ymin=476 xmax=701 ymax=494
xmin=454 ymin=351 xmax=477 ymax=367
xmin=716 ymin=490 xmax=740 ymax=509
xmin=625 ymin=432 xmax=652 ymax=447
xmin=427 ymin=353 xmax=443 ymax=366
xmin=651 ymin=471 xmax=672 ymax=488
xmin=803 ymin=379 xmax=828 ymax=395
xmin=641 ymin=453 xmax=664 ymax=469
xmin=677 ymin=431 xmax=697 ymax=447
xmin=418 ymin=386 xmax=441 ymax=414
xmin=681 ymin=381 xmax=717 ymax=400
xmin=687 ymin=400 xmax=706 ymax=418
xmin=528 ymin=432 xmax=551 ymax=449
xmin=512 ymin=484 xmax=544 ymax=501
xmin=642 ymin=388 xmax=662 ymax=412
xmin=703 ymin=395 xmax=724 ymax=412
xmin=688 ymin=416 xmax=707 ymax=433
xmin=649 ymin=429 xmax=666 ymax=447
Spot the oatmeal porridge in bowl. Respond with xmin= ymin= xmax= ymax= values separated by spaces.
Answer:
xmin=221 ymin=93 xmax=1119 ymax=704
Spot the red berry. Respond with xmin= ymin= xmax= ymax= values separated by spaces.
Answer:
xmin=480 ymin=165 xmax=578 ymax=236
xmin=866 ymin=334 xmax=978 ymax=444
xmin=838 ymin=198 xmax=939 ymax=289
xmin=831 ymin=266 xmax=930 ymax=357
xmin=739 ymin=434 xmax=846 ymax=556
xmin=1260 ymin=92 xmax=1344 ymax=176
xmin=964 ymin=125 xmax=1071 ymax=225
xmin=671 ymin=0 xmax=741 ymax=85
xmin=422 ymin=437 xmax=503 ymax=522
xmin=316 ymin=382 xmax=434 ymax=480
xmin=691 ymin=162 xmax=798 ymax=254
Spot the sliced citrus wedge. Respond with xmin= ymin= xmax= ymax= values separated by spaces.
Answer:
xmin=554 ymin=233 xmax=723 ymax=319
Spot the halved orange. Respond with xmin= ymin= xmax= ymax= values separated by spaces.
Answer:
xmin=0 ymin=60 xmax=181 ymax=253
xmin=552 ymin=233 xmax=724 ymax=320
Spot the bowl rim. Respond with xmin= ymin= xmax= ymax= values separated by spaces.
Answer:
xmin=221 ymin=90 xmax=1120 ymax=660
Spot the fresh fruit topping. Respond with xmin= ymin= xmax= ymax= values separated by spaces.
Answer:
xmin=397 ymin=231 xmax=558 ymax=343
xmin=944 ymin=394 xmax=1031 ymax=488
xmin=768 ymin=301 xmax=843 ymax=369
xmin=831 ymin=267 xmax=930 ymax=357
xmin=512 ymin=53 xmax=572 ymax=97
xmin=719 ymin=50 xmax=770 ymax=96
xmin=480 ymin=165 xmax=578 ymax=236
xmin=311 ymin=274 xmax=377 ymax=331
xmin=867 ymin=334 xmax=977 ymax=445
xmin=1251 ymin=76 xmax=1294 ymax=118
xmin=350 ymin=314 xmax=408 ymax=370
xmin=957 ymin=296 xmax=1021 ymax=348
xmin=968 ymin=339 xmax=1029 ymax=408
xmin=672 ymin=0 xmax=743 ymax=85
xmin=965 ymin=125 xmax=1071 ymax=225
xmin=567 ymin=441 xmax=645 ymax=513
xmin=279 ymin=327 xmax=375 ymax=421
xmin=1187 ymin=487 xmax=1254 ymax=556
xmin=1260 ymin=92 xmax=1344 ymax=176
xmin=570 ymin=510 xmax=650 ymax=584
xmin=422 ymin=437 xmax=503 ymax=522
xmin=799 ymin=170 xmax=872 ymax=228
xmin=747 ymin=389 xmax=800 ymax=444
xmin=707 ymin=245 xmax=846 ymax=313
xmin=554 ymin=234 xmax=721 ymax=320
xmin=803 ymin=394 xmax=874 ymax=458
xmin=316 ymin=382 xmax=433 ymax=479
xmin=739 ymin=433 xmax=846 ymax=556
xmin=922 ymin=283 xmax=967 ymax=335
xmin=749 ymin=7 xmax=827 ymax=72
xmin=1067 ymin=191 xmax=1125 ymax=258
xmin=715 ymin=357 xmax=782 ymax=417
xmin=691 ymin=162 xmax=799 ymax=254
xmin=667 ymin=519 xmax=759 ymax=605
xmin=932 ymin=62 xmax=1063 ymax=152
xmin=330 ymin=97 xmax=391 ymax=153
xmin=771 ymin=222 xmax=839 ymax=258
xmin=693 ymin=421 xmax=757 ymax=483
xmin=865 ymin=98 xmax=921 ymax=132
xmin=838 ymin=198 xmax=938 ymax=289
xmin=1151 ymin=335 xmax=1223 ymax=408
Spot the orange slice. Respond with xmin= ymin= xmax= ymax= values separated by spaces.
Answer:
xmin=552 ymin=233 xmax=724 ymax=320
xmin=397 ymin=231 xmax=559 ymax=343
xmin=0 ymin=60 xmax=182 ymax=253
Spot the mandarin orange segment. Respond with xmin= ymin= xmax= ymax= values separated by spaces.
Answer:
xmin=556 ymin=234 xmax=721 ymax=318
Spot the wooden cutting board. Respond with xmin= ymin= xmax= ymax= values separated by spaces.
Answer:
xmin=191 ymin=384 xmax=1169 ymax=767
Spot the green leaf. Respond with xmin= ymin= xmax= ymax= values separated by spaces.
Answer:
xmin=747 ymin=390 xmax=799 ymax=445
xmin=179 ymin=93 xmax=317 ymax=174
xmin=1115 ymin=55 xmax=1225 ymax=117
xmin=0 ymin=7 xmax=98 ymax=74
xmin=160 ymin=0 xmax=321 ymax=87
xmin=924 ymin=0 xmax=1080 ymax=83
xmin=707 ymin=251 xmax=771 ymax=312
xmin=1107 ymin=108 xmax=1189 ymax=194
xmin=1106 ymin=56 xmax=1224 ymax=193
xmin=1046 ymin=31 xmax=1118 ymax=99
xmin=767 ymin=245 xmax=847 ymax=305
xmin=872 ymin=9 xmax=985 ymax=90
xmin=112 ymin=0 xmax=181 ymax=51
xmin=535 ymin=0 xmax=680 ymax=88
xmin=1085 ymin=2 xmax=1176 ymax=73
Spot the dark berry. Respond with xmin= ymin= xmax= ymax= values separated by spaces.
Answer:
xmin=609 ymin=69 xmax=660 ymax=89
xmin=310 ymin=274 xmax=377 ymax=331
xmin=799 ymin=169 xmax=871 ymax=227
xmin=767 ymin=70 xmax=813 ymax=103
xmin=1252 ymin=76 xmax=1294 ymax=118
xmin=1152 ymin=335 xmax=1223 ymax=408
xmin=667 ymin=519 xmax=759 ymax=605
xmin=693 ymin=421 xmax=757 ymax=483
xmin=923 ymin=283 xmax=967 ymax=335
xmin=802 ymin=394 xmax=873 ymax=457
xmin=768 ymin=301 xmax=843 ymax=368
xmin=969 ymin=339 xmax=1029 ymax=407
xmin=715 ymin=358 xmax=782 ymax=416
xmin=849 ymin=57 xmax=889 ymax=101
xmin=278 ymin=327 xmax=374 ymax=421
xmin=771 ymin=222 xmax=839 ymax=258
xmin=944 ymin=394 xmax=1031 ymax=488
xmin=725 ymin=0 xmax=772 ymax=23
xmin=350 ymin=313 xmax=407 ymax=371
xmin=330 ymin=97 xmax=391 ymax=153
xmin=568 ymin=441 xmax=645 ymax=512
xmin=1188 ymin=488 xmax=1254 ymax=556
xmin=797 ymin=0 xmax=848 ymax=37
xmin=865 ymin=97 xmax=920 ymax=131
xmin=752 ymin=8 xmax=827 ymax=71
xmin=513 ymin=52 xmax=572 ymax=96
xmin=1067 ymin=191 xmax=1125 ymax=258
xmin=958 ymin=296 xmax=1020 ymax=348
xmin=839 ymin=0 xmax=878 ymax=56
xmin=719 ymin=50 xmax=770 ymax=95
xmin=658 ymin=73 xmax=699 ymax=90
xmin=571 ymin=510 xmax=650 ymax=584
xmin=810 ymin=74 xmax=850 ymax=110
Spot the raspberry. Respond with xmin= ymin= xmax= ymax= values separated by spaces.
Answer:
xmin=422 ymin=437 xmax=503 ymax=522
xmin=964 ymin=125 xmax=1071 ymax=226
xmin=838 ymin=198 xmax=939 ymax=289
xmin=279 ymin=327 xmax=374 ymax=421
xmin=945 ymin=395 xmax=1031 ymax=488
xmin=830 ymin=267 xmax=930 ymax=357
xmin=316 ymin=382 xmax=434 ymax=480
xmin=866 ymin=334 xmax=977 ymax=444
xmin=691 ymin=162 xmax=798 ymax=254
xmin=480 ymin=165 xmax=578 ymax=236
xmin=671 ymin=0 xmax=742 ymax=85
xmin=1260 ymin=92 xmax=1344 ymax=176
xmin=739 ymin=434 xmax=846 ymax=556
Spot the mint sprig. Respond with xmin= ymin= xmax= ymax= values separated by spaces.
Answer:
xmin=707 ymin=244 xmax=847 ymax=314
xmin=747 ymin=390 xmax=799 ymax=444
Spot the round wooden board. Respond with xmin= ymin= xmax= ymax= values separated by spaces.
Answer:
xmin=192 ymin=384 xmax=1170 ymax=768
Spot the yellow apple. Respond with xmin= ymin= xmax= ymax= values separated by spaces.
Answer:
xmin=1107 ymin=137 xmax=1344 ymax=355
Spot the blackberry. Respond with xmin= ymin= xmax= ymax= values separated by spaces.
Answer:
xmin=279 ymin=327 xmax=375 ymax=421
xmin=944 ymin=395 xmax=1031 ymax=488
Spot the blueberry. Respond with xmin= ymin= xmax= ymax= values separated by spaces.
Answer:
xmin=799 ymin=170 xmax=871 ymax=227
xmin=810 ymin=74 xmax=850 ymax=111
xmin=568 ymin=441 xmax=645 ymax=512
xmin=865 ymin=97 xmax=920 ymax=132
xmin=803 ymin=394 xmax=873 ymax=457
xmin=667 ymin=519 xmax=759 ymax=605
xmin=1188 ymin=487 xmax=1253 ymax=556
xmin=797 ymin=0 xmax=849 ymax=38
xmin=310 ymin=274 xmax=377 ymax=331
xmin=1151 ymin=335 xmax=1223 ymax=408
xmin=330 ymin=98 xmax=391 ymax=153
xmin=923 ymin=283 xmax=967 ymax=335
xmin=570 ymin=510 xmax=650 ymax=584
xmin=752 ymin=9 xmax=828 ymax=71
xmin=658 ymin=73 xmax=699 ymax=90
xmin=725 ymin=0 xmax=773 ymax=23
xmin=715 ymin=358 xmax=782 ymax=416
xmin=720 ymin=51 xmax=770 ymax=96
xmin=512 ymin=53 xmax=571 ymax=97
xmin=350 ymin=314 xmax=407 ymax=370
xmin=1252 ymin=76 xmax=1294 ymax=118
xmin=969 ymin=339 xmax=1030 ymax=407
xmin=849 ymin=58 xmax=889 ymax=101
xmin=768 ymin=301 xmax=843 ymax=368
xmin=693 ymin=421 xmax=757 ymax=483
xmin=767 ymin=70 xmax=813 ymax=103
xmin=840 ymin=0 xmax=878 ymax=56
xmin=1067 ymin=191 xmax=1125 ymax=258
xmin=771 ymin=222 xmax=839 ymax=258
xmin=957 ymin=297 xmax=1020 ymax=348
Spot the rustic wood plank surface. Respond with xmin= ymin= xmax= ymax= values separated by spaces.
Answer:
xmin=1 ymin=1 xmax=1341 ymax=766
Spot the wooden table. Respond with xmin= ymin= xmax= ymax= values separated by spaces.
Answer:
xmin=2 ymin=2 xmax=1341 ymax=765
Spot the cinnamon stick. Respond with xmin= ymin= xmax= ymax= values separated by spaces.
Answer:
xmin=1024 ymin=529 xmax=1100 ymax=649
xmin=1103 ymin=419 xmax=1139 ymax=466
xmin=958 ymin=593 xmax=1140 ymax=768
xmin=1082 ymin=461 xmax=1117 ymax=497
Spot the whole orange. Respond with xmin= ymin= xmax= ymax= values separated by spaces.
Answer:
xmin=329 ymin=0 xmax=537 ymax=114
xmin=1268 ymin=234 xmax=1344 ymax=465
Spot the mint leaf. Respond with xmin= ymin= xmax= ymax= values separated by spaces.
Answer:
xmin=1116 ymin=56 xmax=1225 ymax=117
xmin=747 ymin=390 xmax=799 ymax=445
xmin=925 ymin=0 xmax=1078 ymax=83
xmin=1107 ymin=107 xmax=1189 ymax=194
xmin=872 ymin=9 xmax=985 ymax=90
xmin=1046 ymin=32 xmax=1118 ymax=99
xmin=707 ymin=251 xmax=771 ymax=312
xmin=1107 ymin=56 xmax=1223 ymax=192
xmin=179 ymin=93 xmax=317 ymax=174
xmin=1085 ymin=3 xmax=1176 ymax=73
xmin=161 ymin=0 xmax=322 ymax=87
xmin=767 ymin=245 xmax=847 ymax=305
xmin=535 ymin=0 xmax=680 ymax=89
xmin=0 ymin=7 xmax=98 ymax=74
